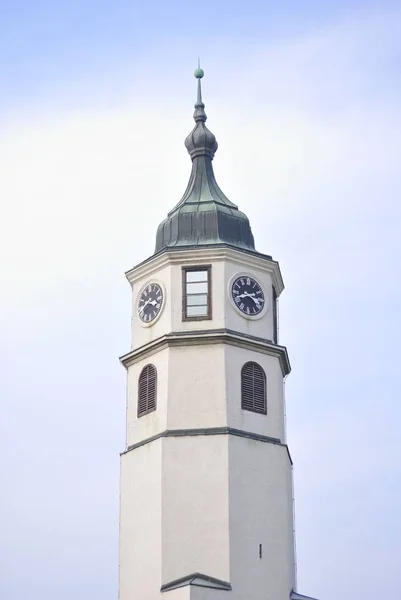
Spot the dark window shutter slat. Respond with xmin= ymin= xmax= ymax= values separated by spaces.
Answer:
xmin=241 ymin=362 xmax=267 ymax=415
xmin=138 ymin=364 xmax=157 ymax=417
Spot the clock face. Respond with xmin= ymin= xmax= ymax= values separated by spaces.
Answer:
xmin=231 ymin=275 xmax=265 ymax=317
xmin=138 ymin=283 xmax=164 ymax=324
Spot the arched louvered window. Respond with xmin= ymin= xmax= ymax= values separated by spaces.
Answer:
xmin=241 ymin=362 xmax=267 ymax=415
xmin=138 ymin=364 xmax=157 ymax=417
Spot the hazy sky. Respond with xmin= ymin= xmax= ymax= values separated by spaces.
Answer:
xmin=1 ymin=1 xmax=400 ymax=599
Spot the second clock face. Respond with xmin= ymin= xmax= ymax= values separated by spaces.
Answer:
xmin=231 ymin=275 xmax=265 ymax=317
xmin=138 ymin=283 xmax=164 ymax=324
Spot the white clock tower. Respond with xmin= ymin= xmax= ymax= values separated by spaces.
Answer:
xmin=118 ymin=68 xmax=319 ymax=600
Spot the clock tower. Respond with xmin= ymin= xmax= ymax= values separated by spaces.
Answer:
xmin=118 ymin=68 xmax=319 ymax=600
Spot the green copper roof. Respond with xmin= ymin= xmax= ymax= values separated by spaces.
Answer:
xmin=154 ymin=69 xmax=255 ymax=253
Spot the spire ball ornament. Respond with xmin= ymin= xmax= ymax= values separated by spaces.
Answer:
xmin=194 ymin=67 xmax=204 ymax=78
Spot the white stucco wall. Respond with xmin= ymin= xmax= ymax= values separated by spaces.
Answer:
xmin=120 ymin=431 xmax=295 ymax=600
xmin=228 ymin=436 xmax=296 ymax=600
xmin=166 ymin=344 xmax=226 ymax=430
xmin=161 ymin=587 xmax=191 ymax=600
xmin=225 ymin=344 xmax=285 ymax=441
xmin=158 ymin=586 xmax=230 ymax=600
xmin=126 ymin=347 xmax=169 ymax=448
xmin=189 ymin=587 xmax=231 ymax=600
xmin=161 ymin=435 xmax=230 ymax=586
xmin=119 ymin=439 xmax=162 ymax=600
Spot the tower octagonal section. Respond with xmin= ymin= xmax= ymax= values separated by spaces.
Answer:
xmin=126 ymin=246 xmax=285 ymax=350
xmin=121 ymin=247 xmax=289 ymax=450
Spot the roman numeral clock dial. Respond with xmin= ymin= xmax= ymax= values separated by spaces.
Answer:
xmin=137 ymin=283 xmax=164 ymax=324
xmin=231 ymin=275 xmax=266 ymax=318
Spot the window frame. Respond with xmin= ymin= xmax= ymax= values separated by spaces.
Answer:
xmin=182 ymin=265 xmax=212 ymax=321
xmin=137 ymin=364 xmax=157 ymax=418
xmin=241 ymin=361 xmax=267 ymax=415
xmin=272 ymin=285 xmax=278 ymax=344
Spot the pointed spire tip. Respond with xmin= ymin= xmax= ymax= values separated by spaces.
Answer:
xmin=194 ymin=60 xmax=204 ymax=79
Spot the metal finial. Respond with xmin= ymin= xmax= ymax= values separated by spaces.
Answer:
xmin=193 ymin=62 xmax=206 ymax=122
xmin=194 ymin=58 xmax=204 ymax=79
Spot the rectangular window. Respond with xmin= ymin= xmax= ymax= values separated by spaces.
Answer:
xmin=272 ymin=286 xmax=278 ymax=344
xmin=182 ymin=266 xmax=212 ymax=320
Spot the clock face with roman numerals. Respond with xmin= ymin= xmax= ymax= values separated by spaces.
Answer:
xmin=138 ymin=283 xmax=164 ymax=324
xmin=231 ymin=275 xmax=265 ymax=317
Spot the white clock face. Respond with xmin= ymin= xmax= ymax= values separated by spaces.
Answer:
xmin=231 ymin=275 xmax=265 ymax=317
xmin=137 ymin=283 xmax=164 ymax=324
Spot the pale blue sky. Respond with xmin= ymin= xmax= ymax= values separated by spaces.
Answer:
xmin=1 ymin=2 xmax=400 ymax=599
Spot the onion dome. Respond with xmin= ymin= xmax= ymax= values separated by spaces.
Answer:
xmin=155 ymin=67 xmax=255 ymax=253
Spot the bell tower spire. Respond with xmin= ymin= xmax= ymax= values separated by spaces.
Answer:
xmin=193 ymin=62 xmax=207 ymax=123
xmin=155 ymin=67 xmax=255 ymax=253
xmin=118 ymin=67 xmax=320 ymax=600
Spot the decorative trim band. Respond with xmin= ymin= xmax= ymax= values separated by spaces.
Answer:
xmin=161 ymin=572 xmax=232 ymax=592
xmin=125 ymin=244 xmax=284 ymax=296
xmin=121 ymin=427 xmax=292 ymax=465
xmin=120 ymin=328 xmax=290 ymax=375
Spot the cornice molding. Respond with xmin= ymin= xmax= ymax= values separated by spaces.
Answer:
xmin=121 ymin=426 xmax=293 ymax=466
xmin=120 ymin=328 xmax=291 ymax=376
xmin=125 ymin=245 xmax=284 ymax=295
xmin=161 ymin=572 xmax=232 ymax=592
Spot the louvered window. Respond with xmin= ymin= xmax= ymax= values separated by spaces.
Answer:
xmin=138 ymin=364 xmax=157 ymax=417
xmin=241 ymin=362 xmax=267 ymax=414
